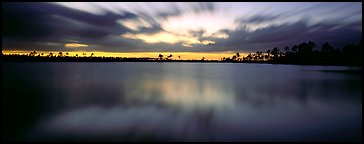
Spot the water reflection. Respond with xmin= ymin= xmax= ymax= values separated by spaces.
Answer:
xmin=2 ymin=63 xmax=362 ymax=141
xmin=133 ymin=74 xmax=236 ymax=111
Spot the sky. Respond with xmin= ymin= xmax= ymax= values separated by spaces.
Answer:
xmin=2 ymin=2 xmax=362 ymax=59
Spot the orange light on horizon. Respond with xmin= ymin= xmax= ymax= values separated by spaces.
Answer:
xmin=2 ymin=50 xmax=246 ymax=60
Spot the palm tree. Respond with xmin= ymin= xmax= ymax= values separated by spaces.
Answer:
xmin=266 ymin=50 xmax=271 ymax=60
xmin=29 ymin=51 xmax=37 ymax=56
xmin=264 ymin=54 xmax=269 ymax=61
xmin=321 ymin=42 xmax=334 ymax=54
xmin=167 ymin=54 xmax=173 ymax=60
xmin=252 ymin=53 xmax=257 ymax=61
xmin=58 ymin=52 xmax=63 ymax=57
xmin=91 ymin=53 xmax=94 ymax=57
xmin=83 ymin=52 xmax=86 ymax=57
xmin=271 ymin=47 xmax=279 ymax=60
xmin=291 ymin=45 xmax=298 ymax=53
xmin=232 ymin=55 xmax=237 ymax=61
xmin=307 ymin=41 xmax=316 ymax=52
xmin=245 ymin=53 xmax=252 ymax=61
xmin=256 ymin=51 xmax=262 ymax=61
xmin=236 ymin=52 xmax=241 ymax=61
xmin=158 ymin=54 xmax=163 ymax=60
xmin=178 ymin=56 xmax=181 ymax=60
xmin=284 ymin=46 xmax=289 ymax=52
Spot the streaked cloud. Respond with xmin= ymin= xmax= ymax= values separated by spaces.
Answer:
xmin=2 ymin=2 xmax=362 ymax=53
xmin=121 ymin=31 xmax=215 ymax=46
xmin=117 ymin=18 xmax=153 ymax=31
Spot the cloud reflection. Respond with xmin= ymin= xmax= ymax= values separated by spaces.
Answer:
xmin=13 ymin=63 xmax=360 ymax=141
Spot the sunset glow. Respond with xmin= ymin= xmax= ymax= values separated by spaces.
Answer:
xmin=3 ymin=2 xmax=361 ymax=53
xmin=121 ymin=31 xmax=216 ymax=46
xmin=2 ymin=50 xmax=243 ymax=60
xmin=2 ymin=2 xmax=362 ymax=142
xmin=65 ymin=43 xmax=89 ymax=48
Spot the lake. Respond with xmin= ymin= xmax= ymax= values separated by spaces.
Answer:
xmin=2 ymin=62 xmax=362 ymax=142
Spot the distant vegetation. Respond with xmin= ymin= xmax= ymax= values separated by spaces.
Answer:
xmin=222 ymin=40 xmax=362 ymax=66
xmin=2 ymin=40 xmax=362 ymax=66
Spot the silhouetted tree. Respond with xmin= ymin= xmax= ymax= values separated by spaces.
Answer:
xmin=284 ymin=46 xmax=290 ymax=52
xmin=296 ymin=42 xmax=314 ymax=55
xmin=234 ymin=52 xmax=241 ymax=61
xmin=225 ymin=57 xmax=231 ymax=61
xmin=321 ymin=42 xmax=335 ymax=54
xmin=167 ymin=54 xmax=173 ymax=60
xmin=270 ymin=47 xmax=279 ymax=60
xmin=266 ymin=50 xmax=271 ymax=60
xmin=158 ymin=54 xmax=163 ymax=60
xmin=29 ymin=51 xmax=37 ymax=56
xmin=245 ymin=53 xmax=253 ymax=61
xmin=256 ymin=51 xmax=264 ymax=61
xmin=232 ymin=55 xmax=237 ymax=60
xmin=308 ymin=41 xmax=316 ymax=51
xmin=3 ymin=40 xmax=361 ymax=66
xmin=264 ymin=54 xmax=269 ymax=61
xmin=291 ymin=45 xmax=298 ymax=53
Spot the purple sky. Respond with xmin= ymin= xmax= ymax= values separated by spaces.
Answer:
xmin=2 ymin=2 xmax=362 ymax=53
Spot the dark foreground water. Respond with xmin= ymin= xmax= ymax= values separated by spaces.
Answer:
xmin=2 ymin=62 xmax=362 ymax=142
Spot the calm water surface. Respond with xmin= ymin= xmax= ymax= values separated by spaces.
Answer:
xmin=2 ymin=62 xmax=362 ymax=141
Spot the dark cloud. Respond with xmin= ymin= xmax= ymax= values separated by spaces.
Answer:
xmin=156 ymin=6 xmax=182 ymax=19
xmin=2 ymin=2 xmax=137 ymax=51
xmin=189 ymin=29 xmax=206 ymax=37
xmin=76 ymin=29 xmax=110 ymax=39
xmin=246 ymin=21 xmax=308 ymax=43
xmin=130 ymin=24 xmax=165 ymax=34
xmin=2 ymin=3 xmax=54 ymax=41
xmin=2 ymin=2 xmax=362 ymax=53
xmin=155 ymin=2 xmax=215 ymax=20
xmin=207 ymin=19 xmax=362 ymax=53
xmin=193 ymin=2 xmax=215 ymax=13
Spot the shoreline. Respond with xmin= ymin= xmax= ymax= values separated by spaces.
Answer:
xmin=2 ymin=55 xmax=362 ymax=67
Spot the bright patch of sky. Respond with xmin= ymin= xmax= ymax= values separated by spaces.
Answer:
xmin=3 ymin=2 xmax=361 ymax=53
xmin=52 ymin=2 xmax=361 ymax=36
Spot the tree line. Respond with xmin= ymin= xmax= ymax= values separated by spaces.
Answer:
xmin=221 ymin=40 xmax=362 ymax=66
xmin=2 ymin=40 xmax=361 ymax=66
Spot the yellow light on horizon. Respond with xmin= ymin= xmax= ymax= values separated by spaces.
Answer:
xmin=2 ymin=50 xmax=246 ymax=60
